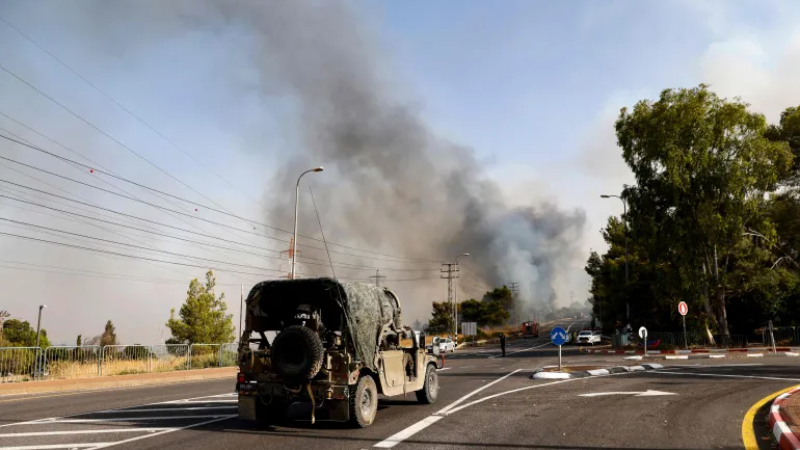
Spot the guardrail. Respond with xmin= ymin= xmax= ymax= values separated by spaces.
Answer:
xmin=0 ymin=343 xmax=238 ymax=384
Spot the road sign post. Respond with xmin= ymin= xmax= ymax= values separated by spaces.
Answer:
xmin=550 ymin=326 xmax=568 ymax=371
xmin=678 ymin=301 xmax=688 ymax=350
xmin=638 ymin=326 xmax=648 ymax=355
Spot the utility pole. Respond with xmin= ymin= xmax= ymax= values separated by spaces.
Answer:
xmin=441 ymin=263 xmax=458 ymax=338
xmin=368 ymin=269 xmax=386 ymax=287
xmin=239 ymin=283 xmax=244 ymax=343
xmin=35 ymin=305 xmax=46 ymax=348
xmin=509 ymin=282 xmax=519 ymax=324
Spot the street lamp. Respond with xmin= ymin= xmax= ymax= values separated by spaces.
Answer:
xmin=454 ymin=253 xmax=470 ymax=341
xmin=291 ymin=166 xmax=324 ymax=279
xmin=601 ymin=193 xmax=629 ymax=320
xmin=35 ymin=304 xmax=46 ymax=348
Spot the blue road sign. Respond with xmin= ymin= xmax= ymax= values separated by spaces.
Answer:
xmin=550 ymin=326 xmax=568 ymax=346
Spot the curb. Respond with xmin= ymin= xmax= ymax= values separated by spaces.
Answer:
xmin=531 ymin=363 xmax=663 ymax=380
xmin=0 ymin=367 xmax=236 ymax=397
xmin=584 ymin=347 xmax=800 ymax=355
xmin=767 ymin=386 xmax=800 ymax=450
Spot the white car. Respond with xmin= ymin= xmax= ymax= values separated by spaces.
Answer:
xmin=577 ymin=330 xmax=601 ymax=345
xmin=426 ymin=337 xmax=456 ymax=353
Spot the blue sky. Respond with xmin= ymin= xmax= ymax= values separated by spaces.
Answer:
xmin=1 ymin=1 xmax=799 ymax=342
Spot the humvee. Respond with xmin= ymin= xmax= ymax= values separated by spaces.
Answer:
xmin=236 ymin=278 xmax=440 ymax=427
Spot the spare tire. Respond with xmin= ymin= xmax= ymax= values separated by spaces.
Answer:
xmin=270 ymin=325 xmax=324 ymax=382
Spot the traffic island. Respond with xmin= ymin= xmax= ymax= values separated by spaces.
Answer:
xmin=530 ymin=363 xmax=664 ymax=380
xmin=767 ymin=385 xmax=800 ymax=450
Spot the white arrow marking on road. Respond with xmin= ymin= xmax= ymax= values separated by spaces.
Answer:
xmin=579 ymin=390 xmax=677 ymax=397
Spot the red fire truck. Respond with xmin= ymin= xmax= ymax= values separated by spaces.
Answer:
xmin=521 ymin=321 xmax=539 ymax=338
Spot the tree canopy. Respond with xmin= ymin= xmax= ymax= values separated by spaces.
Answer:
xmin=1 ymin=318 xmax=51 ymax=348
xmin=100 ymin=320 xmax=118 ymax=347
xmin=587 ymin=85 xmax=800 ymax=339
xmin=166 ymin=270 xmax=235 ymax=344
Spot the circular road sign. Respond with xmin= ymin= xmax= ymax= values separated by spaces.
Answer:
xmin=638 ymin=326 xmax=648 ymax=339
xmin=550 ymin=326 xmax=568 ymax=346
xmin=678 ymin=301 xmax=688 ymax=316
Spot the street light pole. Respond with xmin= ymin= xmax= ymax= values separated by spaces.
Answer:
xmin=291 ymin=166 xmax=324 ymax=279
xmin=454 ymin=253 xmax=470 ymax=342
xmin=35 ymin=304 xmax=46 ymax=348
xmin=601 ymin=193 xmax=629 ymax=320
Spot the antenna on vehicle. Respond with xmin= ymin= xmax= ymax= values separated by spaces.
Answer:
xmin=308 ymin=185 xmax=337 ymax=280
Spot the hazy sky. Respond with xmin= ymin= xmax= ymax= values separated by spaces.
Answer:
xmin=1 ymin=0 xmax=799 ymax=344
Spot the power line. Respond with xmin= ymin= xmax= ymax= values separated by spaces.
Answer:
xmin=0 ymin=232 xmax=443 ymax=285
xmin=0 ymin=133 xmax=445 ymax=263
xmin=0 ymin=112 xmax=271 ymax=262
xmin=0 ymin=194 xmax=440 ymax=273
xmin=0 ymin=174 xmax=442 ymax=266
xmin=0 ymin=14 xmax=273 ymax=215
xmin=0 ymin=61 xmax=249 ymax=226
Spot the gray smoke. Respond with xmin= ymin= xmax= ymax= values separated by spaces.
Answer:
xmin=37 ymin=0 xmax=587 ymax=320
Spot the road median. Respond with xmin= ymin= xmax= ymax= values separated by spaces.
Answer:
xmin=767 ymin=385 xmax=800 ymax=450
xmin=0 ymin=367 xmax=236 ymax=397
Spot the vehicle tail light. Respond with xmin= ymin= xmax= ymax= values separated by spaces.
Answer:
xmin=237 ymin=373 xmax=246 ymax=383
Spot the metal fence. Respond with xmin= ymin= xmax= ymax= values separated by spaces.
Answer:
xmin=760 ymin=326 xmax=799 ymax=347
xmin=0 ymin=343 xmax=238 ymax=384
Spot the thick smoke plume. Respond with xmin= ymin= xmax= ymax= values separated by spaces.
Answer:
xmin=77 ymin=0 xmax=587 ymax=320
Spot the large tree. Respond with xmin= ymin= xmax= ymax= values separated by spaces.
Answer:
xmin=166 ymin=270 xmax=235 ymax=344
xmin=1 ymin=318 xmax=51 ymax=348
xmin=426 ymin=302 xmax=453 ymax=334
xmin=615 ymin=85 xmax=793 ymax=338
xmin=100 ymin=320 xmax=118 ymax=347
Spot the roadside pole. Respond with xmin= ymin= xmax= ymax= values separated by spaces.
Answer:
xmin=550 ymin=326 xmax=567 ymax=372
xmin=769 ymin=320 xmax=777 ymax=353
xmin=558 ymin=343 xmax=562 ymax=371
xmin=682 ymin=315 xmax=687 ymax=350
xmin=678 ymin=301 xmax=688 ymax=350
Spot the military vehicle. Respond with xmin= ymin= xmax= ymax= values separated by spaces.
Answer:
xmin=236 ymin=278 xmax=440 ymax=428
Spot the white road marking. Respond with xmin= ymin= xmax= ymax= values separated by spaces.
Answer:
xmin=46 ymin=415 xmax=228 ymax=423
xmin=747 ymin=353 xmax=764 ymax=358
xmin=87 ymin=415 xmax=237 ymax=450
xmin=665 ymin=355 xmax=688 ymax=360
xmin=158 ymin=399 xmax=236 ymax=404
xmin=651 ymin=370 xmax=800 ymax=382
xmin=0 ymin=429 xmax=171 ymax=438
xmin=435 ymin=369 xmax=522 ymax=415
xmin=709 ymin=354 xmax=726 ymax=359
xmin=489 ymin=341 xmax=551 ymax=359
xmin=96 ymin=406 xmax=237 ymax=413
xmin=373 ymin=416 xmax=443 ymax=448
xmin=436 ymin=367 xmax=452 ymax=372
xmin=0 ymin=444 xmax=114 ymax=450
xmin=579 ymin=390 xmax=677 ymax=397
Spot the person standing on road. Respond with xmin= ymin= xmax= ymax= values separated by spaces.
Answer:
xmin=500 ymin=333 xmax=506 ymax=357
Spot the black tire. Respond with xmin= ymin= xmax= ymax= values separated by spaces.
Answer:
xmin=270 ymin=325 xmax=324 ymax=382
xmin=349 ymin=376 xmax=378 ymax=428
xmin=415 ymin=364 xmax=438 ymax=404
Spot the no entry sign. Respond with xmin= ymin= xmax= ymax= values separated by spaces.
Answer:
xmin=678 ymin=301 xmax=688 ymax=316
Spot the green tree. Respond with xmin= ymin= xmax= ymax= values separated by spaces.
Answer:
xmin=426 ymin=302 xmax=453 ymax=334
xmin=482 ymin=286 xmax=514 ymax=311
xmin=615 ymin=85 xmax=793 ymax=338
xmin=76 ymin=334 xmax=82 ymax=347
xmin=1 ymin=319 xmax=51 ymax=348
xmin=460 ymin=298 xmax=510 ymax=327
xmin=166 ymin=270 xmax=235 ymax=344
xmin=100 ymin=320 xmax=118 ymax=347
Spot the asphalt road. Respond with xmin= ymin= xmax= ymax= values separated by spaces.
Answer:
xmin=2 ymin=319 xmax=798 ymax=450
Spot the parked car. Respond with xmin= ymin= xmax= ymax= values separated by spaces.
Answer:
xmin=426 ymin=337 xmax=456 ymax=353
xmin=577 ymin=330 xmax=602 ymax=345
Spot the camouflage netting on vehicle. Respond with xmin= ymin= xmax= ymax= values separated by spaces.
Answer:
xmin=245 ymin=278 xmax=401 ymax=370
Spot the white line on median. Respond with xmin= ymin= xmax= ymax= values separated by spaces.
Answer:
xmin=435 ymin=369 xmax=522 ymax=415
xmin=489 ymin=341 xmax=551 ymax=359
xmin=650 ymin=370 xmax=800 ymax=382
xmin=96 ymin=406 xmax=237 ymax=413
xmin=87 ymin=415 xmax=237 ymax=450
xmin=0 ymin=444 xmax=115 ymax=450
xmin=46 ymin=415 xmax=228 ymax=423
xmin=0 ymin=429 xmax=172 ymax=438
xmin=373 ymin=416 xmax=443 ymax=448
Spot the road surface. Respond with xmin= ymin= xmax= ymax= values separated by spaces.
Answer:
xmin=1 ymin=321 xmax=797 ymax=450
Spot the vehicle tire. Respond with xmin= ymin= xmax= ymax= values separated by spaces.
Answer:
xmin=415 ymin=364 xmax=438 ymax=404
xmin=270 ymin=325 xmax=324 ymax=382
xmin=349 ymin=375 xmax=378 ymax=428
